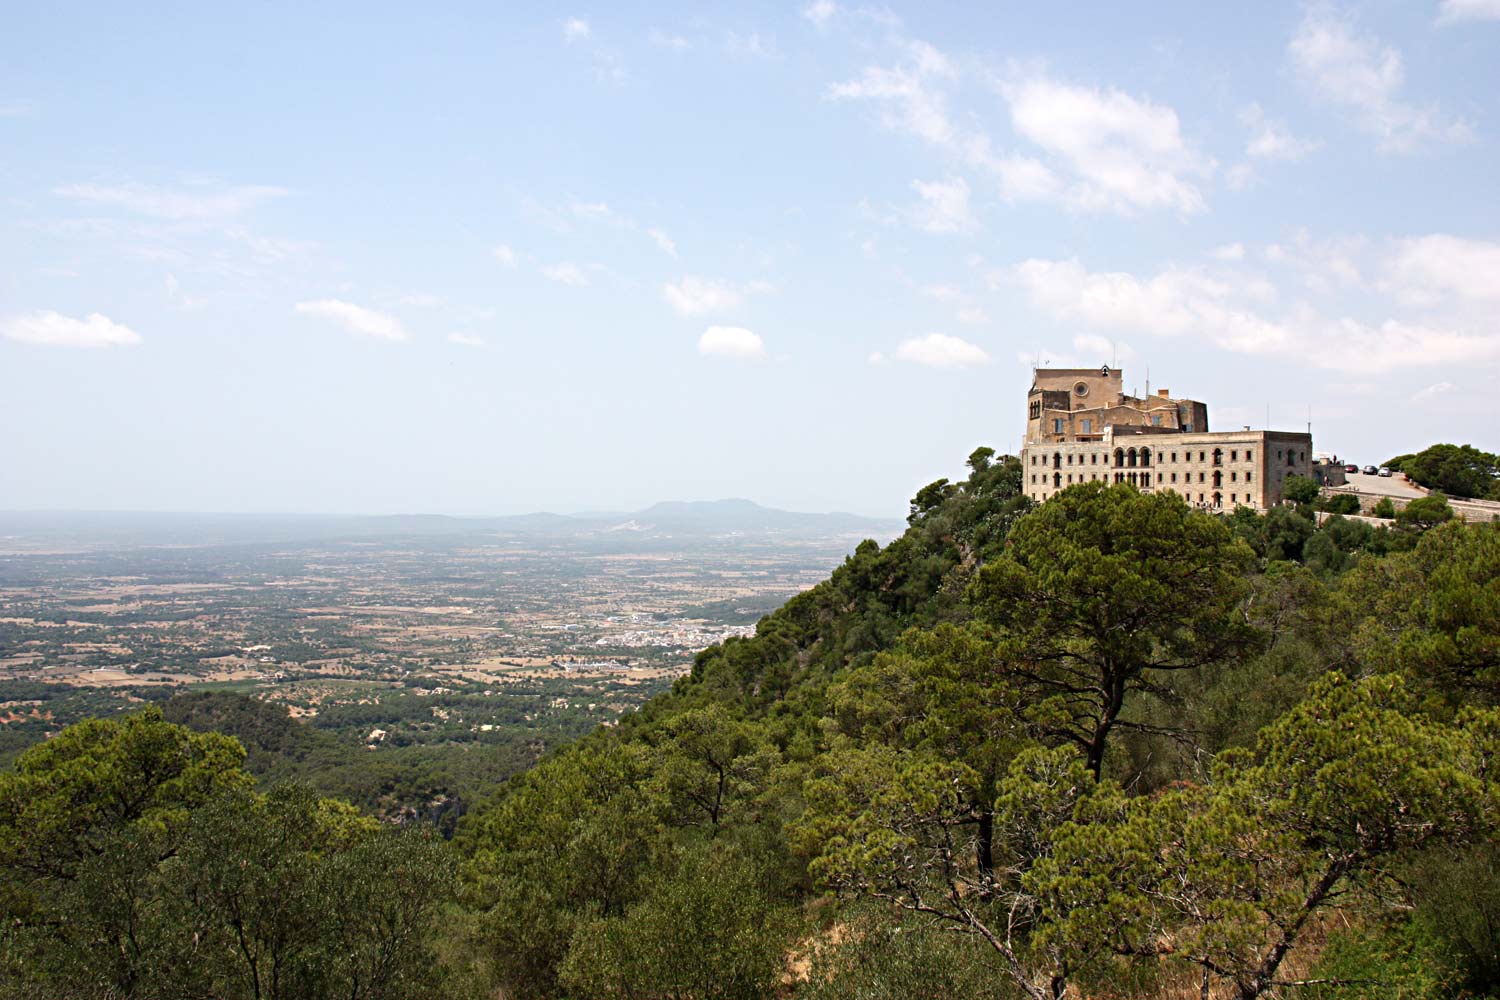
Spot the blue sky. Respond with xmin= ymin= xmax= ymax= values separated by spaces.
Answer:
xmin=3 ymin=1 xmax=1498 ymax=517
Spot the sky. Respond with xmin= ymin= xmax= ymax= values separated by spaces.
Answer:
xmin=3 ymin=1 xmax=1499 ymax=518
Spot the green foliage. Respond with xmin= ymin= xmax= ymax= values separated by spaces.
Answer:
xmin=1389 ymin=443 xmax=1500 ymax=500
xmin=1320 ymin=492 xmax=1361 ymax=515
xmin=0 ymin=711 xmax=457 ymax=1000
xmin=1398 ymin=492 xmax=1456 ymax=531
xmin=558 ymin=843 xmax=793 ymax=1000
xmin=970 ymin=482 xmax=1260 ymax=776
xmin=1283 ymin=474 xmax=1321 ymax=505
xmin=798 ymin=905 xmax=1013 ymax=1000
xmin=1373 ymin=496 xmax=1397 ymax=519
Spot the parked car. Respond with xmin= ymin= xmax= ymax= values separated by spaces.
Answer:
xmin=1344 ymin=464 xmax=1358 ymax=473
xmin=1378 ymin=467 xmax=1393 ymax=477
xmin=1363 ymin=465 xmax=1378 ymax=475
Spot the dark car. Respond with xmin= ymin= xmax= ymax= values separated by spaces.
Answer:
xmin=1363 ymin=465 xmax=1378 ymax=475
xmin=1344 ymin=464 xmax=1358 ymax=473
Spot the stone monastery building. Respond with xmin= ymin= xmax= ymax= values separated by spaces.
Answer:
xmin=1020 ymin=366 xmax=1314 ymax=510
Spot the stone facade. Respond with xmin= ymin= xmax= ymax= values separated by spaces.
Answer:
xmin=1020 ymin=367 xmax=1314 ymax=509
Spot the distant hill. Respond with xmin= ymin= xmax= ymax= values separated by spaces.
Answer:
xmin=0 ymin=501 xmax=904 ymax=551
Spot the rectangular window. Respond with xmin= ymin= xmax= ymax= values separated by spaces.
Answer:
xmin=1091 ymin=453 xmax=1097 ymax=464
xmin=1171 ymin=473 xmax=1177 ymax=483
xmin=1171 ymin=452 xmax=1177 ymax=462
xmin=1054 ymin=418 xmax=1064 ymax=434
xmin=1231 ymin=494 xmax=1237 ymax=503
xmin=1231 ymin=471 xmax=1238 ymax=482
xmin=1246 ymin=472 xmax=1253 ymax=482
xmin=1200 ymin=451 xmax=1206 ymax=462
xmin=1157 ymin=473 xmax=1163 ymax=483
xmin=1247 ymin=449 xmax=1253 ymax=461
xmin=1199 ymin=472 xmax=1205 ymax=483
xmin=1082 ymin=418 xmax=1092 ymax=434
xmin=1151 ymin=416 xmax=1162 ymax=426
xmin=1231 ymin=450 xmax=1238 ymax=461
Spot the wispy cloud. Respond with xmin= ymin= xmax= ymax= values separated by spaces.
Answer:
xmin=1011 ymin=244 xmax=1500 ymax=374
xmin=54 ymin=181 xmax=288 ymax=220
xmin=648 ymin=28 xmax=692 ymax=50
xmin=829 ymin=37 xmax=1210 ymax=215
xmin=562 ymin=17 xmax=590 ymax=42
xmin=647 ymin=227 xmax=677 ymax=258
xmin=910 ymin=176 xmax=973 ymax=233
xmin=663 ymin=276 xmax=772 ymax=316
xmin=1240 ymin=102 xmax=1320 ymax=161
xmin=492 ymin=245 xmax=518 ymax=267
xmin=1289 ymin=7 xmax=1472 ymax=152
xmin=295 ymin=300 xmax=408 ymax=341
xmin=998 ymin=74 xmax=1212 ymax=214
xmin=803 ymin=0 xmax=838 ymax=28
xmin=1 ymin=310 xmax=142 ymax=348
xmin=447 ymin=332 xmax=486 ymax=347
xmin=1436 ymin=0 xmax=1500 ymax=24
xmin=541 ymin=262 xmax=589 ymax=286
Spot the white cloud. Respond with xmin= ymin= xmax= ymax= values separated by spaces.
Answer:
xmin=663 ymin=276 xmax=770 ymax=316
xmin=1211 ymin=242 xmax=1246 ymax=261
xmin=992 ymin=154 xmax=1063 ymax=202
xmin=910 ymin=176 xmax=973 ymax=233
xmin=1289 ymin=8 xmax=1472 ymax=152
xmin=563 ymin=17 xmax=590 ymax=42
xmin=956 ymin=306 xmax=988 ymax=326
xmin=55 ymin=182 xmax=288 ymax=223
xmin=803 ymin=1 xmax=838 ymax=27
xmin=295 ymin=300 xmax=408 ymax=341
xmin=447 ymin=333 xmax=486 ymax=347
xmin=698 ymin=325 xmax=766 ymax=360
xmin=1240 ymin=102 xmax=1320 ymax=160
xmin=1437 ymin=0 xmax=1500 ymax=23
xmin=492 ymin=244 xmax=518 ymax=267
xmin=830 ymin=41 xmax=957 ymax=146
xmin=1000 ymin=75 xmax=1212 ymax=214
xmin=1386 ymin=234 xmax=1500 ymax=306
xmin=1 ymin=310 xmax=142 ymax=348
xmin=647 ymin=227 xmax=677 ymax=257
xmin=888 ymin=332 xmax=989 ymax=368
xmin=571 ymin=200 xmax=613 ymax=221
xmin=541 ymin=262 xmax=589 ymax=286
xmin=1410 ymin=381 xmax=1454 ymax=402
xmin=54 ymin=181 xmax=287 ymax=220
xmin=1013 ymin=255 xmax=1500 ymax=374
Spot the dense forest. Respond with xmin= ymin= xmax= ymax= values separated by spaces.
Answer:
xmin=3 ymin=447 xmax=1498 ymax=999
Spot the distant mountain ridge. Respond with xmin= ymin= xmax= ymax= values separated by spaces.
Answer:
xmin=0 ymin=500 xmax=904 ymax=550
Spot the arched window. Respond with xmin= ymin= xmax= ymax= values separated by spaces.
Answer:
xmin=1127 ymin=448 xmax=1138 ymax=468
xmin=1212 ymin=448 xmax=1223 ymax=466
xmin=1114 ymin=448 xmax=1125 ymax=468
xmin=1053 ymin=452 xmax=1062 ymax=469
xmin=1140 ymin=447 xmax=1152 ymax=467
xmin=1053 ymin=472 xmax=1062 ymax=488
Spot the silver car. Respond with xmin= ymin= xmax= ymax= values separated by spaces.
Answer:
xmin=1378 ymin=467 xmax=1393 ymax=477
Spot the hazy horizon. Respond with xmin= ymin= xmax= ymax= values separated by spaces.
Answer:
xmin=4 ymin=2 xmax=1498 ymax=518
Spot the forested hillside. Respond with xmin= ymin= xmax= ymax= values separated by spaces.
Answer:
xmin=3 ymin=448 xmax=1498 ymax=1000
